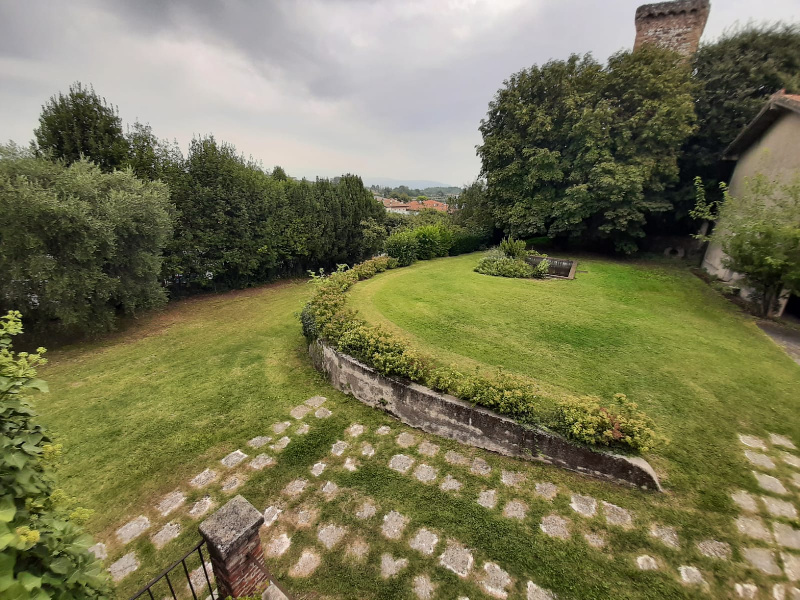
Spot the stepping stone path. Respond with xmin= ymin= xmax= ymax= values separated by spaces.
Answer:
xmin=477 ymin=489 xmax=497 ymax=509
xmin=534 ymin=482 xmax=558 ymax=500
xmin=471 ymin=457 xmax=491 ymax=476
xmin=570 ymin=494 xmax=597 ymax=517
xmin=296 ymin=423 xmax=310 ymax=435
xmin=527 ymin=581 xmax=557 ymax=600
xmin=382 ymin=511 xmax=409 ymax=540
xmin=221 ymin=449 xmax=248 ymax=468
xmin=264 ymin=506 xmax=282 ymax=526
xmin=273 ymin=421 xmax=291 ymax=434
xmin=290 ymin=405 xmax=310 ymax=419
xmin=346 ymin=423 xmax=364 ymax=437
xmin=315 ymin=407 xmax=332 ymax=418
xmin=331 ymin=440 xmax=348 ymax=456
xmin=89 ymin=543 xmax=107 ymax=560
xmin=732 ymin=490 xmax=759 ymax=513
xmin=267 ymin=533 xmax=291 ymax=557
xmin=774 ymin=523 xmax=800 ymax=549
xmin=439 ymin=540 xmax=473 ymax=577
xmin=445 ymin=450 xmax=469 ymax=466
xmin=540 ymin=515 xmax=569 ymax=539
xmin=291 ymin=507 xmax=318 ymax=528
xmin=221 ymin=474 xmax=244 ymax=492
xmin=289 ymin=549 xmax=321 ymax=577
xmin=317 ymin=523 xmax=347 ymax=549
xmin=736 ymin=516 xmax=773 ymax=541
xmin=740 ymin=435 xmax=768 ymax=450
xmin=247 ymin=435 xmax=271 ymax=448
xmin=151 ymin=522 xmax=180 ymax=549
xmin=311 ymin=462 xmax=326 ymax=477
xmin=637 ymin=555 xmax=658 ymax=570
xmin=389 ymin=454 xmax=414 ymax=473
xmin=771 ymin=434 xmax=797 ymax=450
xmin=380 ymin=553 xmax=408 ymax=578
xmin=745 ymin=449 xmax=776 ymax=469
xmin=283 ymin=478 xmax=308 ymax=497
xmin=501 ymin=470 xmax=526 ymax=487
xmin=321 ymin=481 xmax=339 ymax=497
xmin=679 ymin=566 xmax=705 ymax=585
xmin=783 ymin=552 xmax=800 ymax=580
xmin=270 ymin=436 xmax=291 ymax=451
xmin=344 ymin=457 xmax=358 ymax=472
xmin=156 ymin=490 xmax=185 ymax=516
xmin=361 ymin=442 xmax=375 ymax=457
xmin=413 ymin=574 xmax=435 ymax=599
xmin=409 ymin=528 xmax=439 ymax=555
xmin=397 ymin=432 xmax=417 ymax=448
xmin=376 ymin=425 xmax=391 ymax=435
xmin=734 ymin=583 xmax=759 ymax=598
xmin=305 ymin=395 xmax=326 ymax=408
xmin=418 ymin=441 xmax=439 ymax=456
xmin=754 ymin=472 xmax=789 ymax=495
xmin=440 ymin=474 xmax=462 ymax=491
xmin=116 ymin=516 xmax=150 ymax=544
xmin=503 ymin=500 xmax=527 ymax=520
xmin=190 ymin=468 xmax=218 ymax=488
xmin=189 ymin=496 xmax=214 ymax=518
xmin=109 ymin=552 xmax=139 ymax=582
xmin=781 ymin=452 xmax=800 ymax=469
xmin=584 ymin=533 xmax=606 ymax=549
xmin=347 ymin=539 xmax=370 ymax=561
xmin=482 ymin=562 xmax=512 ymax=599
xmin=763 ymin=496 xmax=798 ymax=519
xmin=696 ymin=539 xmax=731 ymax=560
xmin=743 ymin=547 xmax=781 ymax=575
xmin=602 ymin=501 xmax=632 ymax=528
xmin=356 ymin=500 xmax=377 ymax=520
xmin=414 ymin=464 xmax=437 ymax=483
xmin=250 ymin=454 xmax=276 ymax=470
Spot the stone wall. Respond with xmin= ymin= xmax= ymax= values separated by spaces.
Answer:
xmin=310 ymin=340 xmax=661 ymax=491
xmin=634 ymin=0 xmax=710 ymax=57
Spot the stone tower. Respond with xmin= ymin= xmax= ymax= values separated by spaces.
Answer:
xmin=634 ymin=0 xmax=710 ymax=57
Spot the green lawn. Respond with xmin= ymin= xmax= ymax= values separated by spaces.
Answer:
xmin=348 ymin=253 xmax=800 ymax=503
xmin=35 ymin=259 xmax=800 ymax=599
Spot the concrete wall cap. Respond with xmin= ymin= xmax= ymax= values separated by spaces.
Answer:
xmin=199 ymin=495 xmax=264 ymax=559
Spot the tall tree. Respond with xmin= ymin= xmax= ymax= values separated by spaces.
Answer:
xmin=478 ymin=47 xmax=696 ymax=253
xmin=34 ymin=82 xmax=129 ymax=172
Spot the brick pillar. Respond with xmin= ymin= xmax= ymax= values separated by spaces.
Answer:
xmin=199 ymin=495 xmax=268 ymax=599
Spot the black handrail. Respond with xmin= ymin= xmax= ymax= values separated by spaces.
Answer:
xmin=129 ymin=539 xmax=215 ymax=600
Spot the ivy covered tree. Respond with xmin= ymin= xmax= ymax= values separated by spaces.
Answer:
xmin=477 ymin=47 xmax=696 ymax=253
xmin=0 ymin=311 xmax=109 ymax=599
xmin=34 ymin=82 xmax=129 ymax=172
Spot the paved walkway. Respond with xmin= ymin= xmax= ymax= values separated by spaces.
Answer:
xmin=758 ymin=320 xmax=800 ymax=365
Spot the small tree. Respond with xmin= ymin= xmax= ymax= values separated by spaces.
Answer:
xmin=693 ymin=175 xmax=800 ymax=316
xmin=1 ymin=311 xmax=109 ymax=599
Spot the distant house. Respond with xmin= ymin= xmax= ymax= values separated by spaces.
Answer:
xmin=377 ymin=196 xmax=449 ymax=215
xmin=701 ymin=91 xmax=800 ymax=318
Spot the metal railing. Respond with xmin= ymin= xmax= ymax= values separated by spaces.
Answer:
xmin=129 ymin=539 xmax=215 ymax=600
xmin=525 ymin=255 xmax=577 ymax=279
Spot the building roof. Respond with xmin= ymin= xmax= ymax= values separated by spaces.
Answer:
xmin=724 ymin=91 xmax=800 ymax=160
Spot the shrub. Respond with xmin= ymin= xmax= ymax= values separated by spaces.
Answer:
xmin=413 ymin=224 xmax=453 ymax=260
xmin=385 ymin=230 xmax=419 ymax=266
xmin=475 ymin=251 xmax=536 ymax=278
xmin=449 ymin=227 xmax=490 ymax=255
xmin=530 ymin=257 xmax=550 ymax=279
xmin=500 ymin=236 xmax=527 ymax=259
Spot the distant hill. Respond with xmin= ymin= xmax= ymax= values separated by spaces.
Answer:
xmin=362 ymin=177 xmax=456 ymax=189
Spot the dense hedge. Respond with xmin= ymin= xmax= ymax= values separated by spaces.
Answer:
xmin=384 ymin=222 xmax=488 ymax=266
xmin=301 ymin=256 xmax=661 ymax=453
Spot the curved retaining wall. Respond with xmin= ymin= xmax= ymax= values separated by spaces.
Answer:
xmin=310 ymin=340 xmax=662 ymax=491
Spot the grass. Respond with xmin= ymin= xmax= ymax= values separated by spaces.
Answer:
xmin=33 ymin=258 xmax=800 ymax=599
xmin=348 ymin=253 xmax=800 ymax=503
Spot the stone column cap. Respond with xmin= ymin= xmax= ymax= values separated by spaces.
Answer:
xmin=199 ymin=495 xmax=264 ymax=559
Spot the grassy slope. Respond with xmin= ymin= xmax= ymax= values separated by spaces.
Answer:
xmin=348 ymin=253 xmax=800 ymax=505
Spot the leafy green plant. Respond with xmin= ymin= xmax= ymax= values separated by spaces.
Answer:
xmin=0 ymin=310 xmax=109 ymax=599
xmin=499 ymin=237 xmax=527 ymax=259
xmin=474 ymin=250 xmax=536 ymax=278
xmin=413 ymin=224 xmax=453 ymax=260
xmin=384 ymin=230 xmax=419 ymax=266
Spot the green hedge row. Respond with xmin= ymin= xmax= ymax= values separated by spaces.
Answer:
xmin=301 ymin=256 xmax=662 ymax=453
xmin=384 ymin=224 xmax=488 ymax=266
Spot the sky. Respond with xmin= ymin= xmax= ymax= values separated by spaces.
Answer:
xmin=1 ymin=1 xmax=798 ymax=187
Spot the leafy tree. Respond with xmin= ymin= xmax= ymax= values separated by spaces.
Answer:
xmin=124 ymin=122 xmax=183 ymax=181
xmin=693 ymin=174 xmax=800 ymax=316
xmin=450 ymin=181 xmax=494 ymax=234
xmin=34 ymin=82 xmax=129 ymax=172
xmin=1 ymin=310 xmax=109 ymax=599
xmin=359 ymin=218 xmax=387 ymax=258
xmin=271 ymin=166 xmax=288 ymax=181
xmin=0 ymin=145 xmax=173 ymax=337
xmin=477 ymin=47 xmax=696 ymax=253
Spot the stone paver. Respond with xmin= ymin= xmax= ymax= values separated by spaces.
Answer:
xmin=763 ymin=496 xmax=798 ymax=519
xmin=414 ymin=464 xmax=437 ymax=483
xmin=389 ymin=454 xmax=414 ymax=473
xmin=734 ymin=583 xmax=758 ymax=598
xmin=540 ymin=515 xmax=570 ymax=539
xmin=793 ymin=473 xmax=800 ymax=488
xmin=501 ymin=470 xmax=526 ymax=487
xmin=754 ymin=471 xmax=789 ymax=495
xmin=503 ymin=500 xmax=528 ymax=520
xmin=376 ymin=425 xmax=391 ymax=435
xmin=743 ymin=547 xmax=781 ymax=575
xmin=781 ymin=452 xmax=800 ymax=469
xmin=271 ymin=436 xmax=291 ymax=451
xmin=380 ymin=553 xmax=408 ymax=578
xmin=264 ymin=585 xmax=289 ymax=600
xmin=317 ymin=523 xmax=347 ymax=550
xmin=189 ymin=496 xmax=214 ymax=518
xmin=305 ymin=395 xmax=326 ymax=408
xmin=290 ymin=405 xmax=311 ymax=419
xmin=649 ymin=523 xmax=679 ymax=549
xmin=397 ymin=432 xmax=417 ymax=448
xmin=534 ymin=482 xmax=558 ymax=500
xmin=264 ymin=506 xmax=282 ymax=527
xmin=732 ymin=490 xmax=759 ymax=513
xmin=736 ymin=516 xmax=773 ymax=541
xmin=321 ymin=481 xmax=339 ymax=497
xmin=382 ymin=511 xmax=409 ymax=540
xmin=156 ymin=490 xmax=186 ymax=516
xmin=296 ymin=423 xmax=310 ymax=435
xmin=356 ymin=500 xmax=377 ymax=520
xmin=310 ymin=462 xmax=326 ymax=477
xmin=221 ymin=474 xmax=244 ymax=492
xmin=190 ymin=468 xmax=218 ymax=488
xmin=346 ymin=423 xmax=364 ymax=437
xmin=440 ymin=474 xmax=462 ymax=492
xmin=445 ymin=450 xmax=469 ymax=466
xmin=289 ymin=549 xmax=321 ymax=577
xmin=344 ymin=457 xmax=358 ymax=472
xmin=584 ymin=533 xmax=606 ymax=549
xmin=409 ymin=528 xmax=439 ymax=555
xmin=697 ymin=539 xmax=731 ymax=560
xmin=315 ymin=407 xmax=332 ymax=419
xmin=439 ymin=540 xmax=473 ymax=577
xmin=774 ymin=523 xmax=800 ymax=549
xmin=679 ymin=566 xmax=705 ymax=585
xmin=249 ymin=453 xmax=276 ymax=470
xmin=602 ymin=501 xmax=632 ymax=528
xmin=772 ymin=583 xmax=800 ymax=600
xmin=152 ymin=522 xmax=180 ymax=549
xmin=471 ymin=457 xmax=491 ymax=476
xmin=290 ymin=506 xmax=318 ymax=528
xmin=109 ymin=552 xmax=139 ymax=582
xmin=771 ymin=434 xmax=797 ymax=450
xmin=745 ymin=449 xmax=777 ymax=470
xmin=740 ymin=434 xmax=768 ymax=450
xmin=273 ymin=421 xmax=291 ymax=434
xmin=247 ymin=435 xmax=271 ymax=448
xmin=418 ymin=441 xmax=439 ymax=456
xmin=527 ymin=581 xmax=557 ymax=600
xmin=283 ymin=478 xmax=308 ymax=497
xmin=413 ymin=574 xmax=435 ymax=600
xmin=636 ymin=555 xmax=658 ymax=570
xmin=477 ymin=489 xmax=497 ymax=509
xmin=570 ymin=494 xmax=597 ymax=518
xmin=331 ymin=440 xmax=348 ymax=456
xmin=88 ymin=543 xmax=107 ymax=560
xmin=482 ymin=562 xmax=512 ymax=599
xmin=362 ymin=442 xmax=375 ymax=457
xmin=116 ymin=516 xmax=150 ymax=544
xmin=187 ymin=563 xmax=214 ymax=592
xmin=266 ymin=533 xmax=291 ymax=557
xmin=782 ymin=552 xmax=800 ymax=581
xmin=346 ymin=538 xmax=370 ymax=561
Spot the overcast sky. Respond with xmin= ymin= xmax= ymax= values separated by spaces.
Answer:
xmin=1 ymin=1 xmax=798 ymax=186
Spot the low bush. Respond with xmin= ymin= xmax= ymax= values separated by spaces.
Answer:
xmin=449 ymin=227 xmax=489 ymax=255
xmin=385 ymin=230 xmax=419 ymax=266
xmin=413 ymin=224 xmax=453 ymax=260
xmin=301 ymin=257 xmax=660 ymax=453
xmin=500 ymin=236 xmax=527 ymax=259
xmin=475 ymin=251 xmax=536 ymax=278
